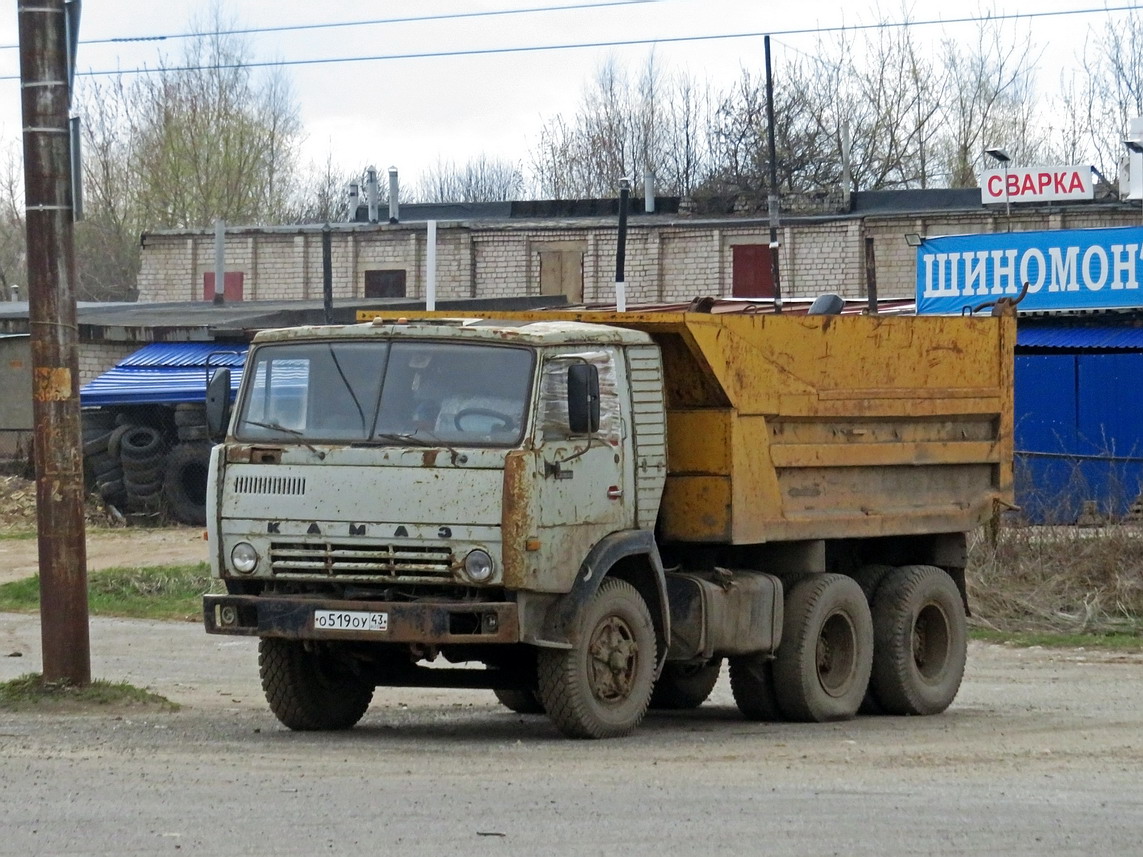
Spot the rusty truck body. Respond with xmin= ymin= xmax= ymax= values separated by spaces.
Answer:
xmin=202 ymin=307 xmax=1014 ymax=738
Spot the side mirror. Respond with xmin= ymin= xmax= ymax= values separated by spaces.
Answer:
xmin=567 ymin=363 xmax=600 ymax=434
xmin=205 ymin=367 xmax=232 ymax=441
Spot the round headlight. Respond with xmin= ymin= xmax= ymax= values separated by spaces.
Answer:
xmin=463 ymin=549 xmax=494 ymax=583
xmin=231 ymin=542 xmax=259 ymax=574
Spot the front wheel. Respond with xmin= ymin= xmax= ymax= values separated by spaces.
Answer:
xmin=258 ymin=638 xmax=374 ymax=731
xmin=537 ymin=579 xmax=657 ymax=739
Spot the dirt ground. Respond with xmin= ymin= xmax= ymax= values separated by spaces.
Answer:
xmin=1 ymin=617 xmax=1141 ymax=856
xmin=0 ymin=526 xmax=207 ymax=585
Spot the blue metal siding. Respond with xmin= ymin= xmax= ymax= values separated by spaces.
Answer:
xmin=1017 ymin=325 xmax=1143 ymax=350
xmin=80 ymin=342 xmax=247 ymax=407
xmin=1015 ymin=350 xmax=1143 ymax=522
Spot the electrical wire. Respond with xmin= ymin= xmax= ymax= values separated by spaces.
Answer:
xmin=0 ymin=0 xmax=668 ymax=51
xmin=0 ymin=2 xmax=1139 ymax=81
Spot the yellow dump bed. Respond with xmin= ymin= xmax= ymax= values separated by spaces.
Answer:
xmin=364 ymin=308 xmax=1015 ymax=545
xmin=588 ymin=311 xmax=1012 ymax=543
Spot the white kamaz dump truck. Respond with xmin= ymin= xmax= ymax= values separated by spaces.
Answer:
xmin=203 ymin=308 xmax=1013 ymax=738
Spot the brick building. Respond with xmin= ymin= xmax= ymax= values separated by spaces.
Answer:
xmin=137 ymin=189 xmax=1143 ymax=307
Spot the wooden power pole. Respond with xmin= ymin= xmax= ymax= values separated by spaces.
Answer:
xmin=18 ymin=0 xmax=90 ymax=685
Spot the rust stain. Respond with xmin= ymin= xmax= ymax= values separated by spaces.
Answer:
xmin=500 ymin=450 xmax=534 ymax=588
xmin=33 ymin=367 xmax=72 ymax=402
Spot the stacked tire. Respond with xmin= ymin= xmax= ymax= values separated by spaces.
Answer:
xmin=163 ymin=441 xmax=212 ymax=525
xmin=119 ymin=424 xmax=167 ymax=515
xmin=165 ymin=403 xmax=212 ymax=525
xmin=174 ymin=403 xmax=210 ymax=442
xmin=82 ymin=410 xmax=127 ymax=509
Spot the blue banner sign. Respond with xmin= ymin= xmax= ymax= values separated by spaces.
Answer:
xmin=916 ymin=226 xmax=1143 ymax=314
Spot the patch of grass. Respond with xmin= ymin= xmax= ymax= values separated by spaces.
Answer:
xmin=967 ymin=524 xmax=1143 ymax=636
xmin=0 ymin=673 xmax=177 ymax=712
xmin=0 ymin=562 xmax=220 ymax=622
xmin=0 ymin=529 xmax=36 ymax=541
xmin=970 ymin=628 xmax=1143 ymax=651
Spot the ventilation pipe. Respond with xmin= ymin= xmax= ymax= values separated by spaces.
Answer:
xmin=346 ymin=181 xmax=360 ymax=222
xmin=644 ymin=170 xmax=655 ymax=213
xmin=365 ymin=167 xmax=379 ymax=223
xmin=388 ymin=167 xmax=400 ymax=223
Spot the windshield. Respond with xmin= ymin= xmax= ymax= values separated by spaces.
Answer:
xmin=235 ymin=340 xmax=535 ymax=446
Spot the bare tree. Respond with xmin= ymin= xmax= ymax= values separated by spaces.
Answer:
xmin=530 ymin=55 xmax=712 ymax=198
xmin=415 ymin=155 xmax=525 ymax=202
xmin=0 ymin=143 xmax=27 ymax=299
xmin=1078 ymin=11 xmax=1143 ymax=183
xmin=936 ymin=17 xmax=1039 ymax=187
xmin=125 ymin=4 xmax=302 ymax=228
xmin=289 ymin=154 xmax=362 ymax=223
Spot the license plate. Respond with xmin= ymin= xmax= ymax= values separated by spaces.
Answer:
xmin=313 ymin=609 xmax=389 ymax=632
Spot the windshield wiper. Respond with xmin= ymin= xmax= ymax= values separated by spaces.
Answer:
xmin=373 ymin=432 xmax=467 ymax=464
xmin=374 ymin=432 xmax=434 ymax=448
xmin=241 ymin=419 xmax=325 ymax=458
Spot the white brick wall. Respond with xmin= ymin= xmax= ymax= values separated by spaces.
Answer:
xmin=137 ymin=208 xmax=1143 ymax=306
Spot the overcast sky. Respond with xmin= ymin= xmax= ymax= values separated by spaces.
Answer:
xmin=0 ymin=0 xmax=1137 ymax=188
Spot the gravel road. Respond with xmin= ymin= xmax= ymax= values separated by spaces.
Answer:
xmin=1 ymin=614 xmax=1141 ymax=857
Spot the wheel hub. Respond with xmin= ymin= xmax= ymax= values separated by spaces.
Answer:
xmin=815 ymin=610 xmax=857 ymax=697
xmin=588 ymin=615 xmax=639 ymax=703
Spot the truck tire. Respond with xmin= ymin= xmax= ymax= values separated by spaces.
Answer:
xmin=851 ymin=563 xmax=896 ymax=601
xmin=650 ymin=659 xmax=721 ymax=710
xmin=174 ymin=403 xmax=207 ymax=427
xmin=493 ymin=688 xmax=545 ymax=714
xmin=537 ymin=578 xmax=657 ymax=739
xmin=868 ymin=565 xmax=966 ymax=716
xmin=850 ymin=564 xmax=896 ymax=714
xmin=119 ymin=425 xmax=163 ymax=460
xmin=163 ymin=442 xmax=212 ymax=526
xmin=728 ymin=654 xmax=784 ymax=721
xmin=259 ymin=638 xmax=374 ymax=731
xmin=773 ymin=574 xmax=873 ymax=722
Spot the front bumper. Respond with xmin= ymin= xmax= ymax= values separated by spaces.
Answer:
xmin=203 ymin=593 xmax=520 ymax=644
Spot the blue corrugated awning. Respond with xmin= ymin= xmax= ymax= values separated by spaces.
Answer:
xmin=81 ymin=342 xmax=247 ymax=406
xmin=1017 ymin=325 xmax=1143 ymax=350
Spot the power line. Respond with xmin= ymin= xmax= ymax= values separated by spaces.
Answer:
xmin=0 ymin=0 xmax=667 ymax=51
xmin=0 ymin=2 xmax=1139 ymax=81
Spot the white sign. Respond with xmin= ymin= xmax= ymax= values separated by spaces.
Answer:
xmin=980 ymin=165 xmax=1093 ymax=204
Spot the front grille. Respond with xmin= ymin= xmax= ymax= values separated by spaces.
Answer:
xmin=235 ymin=475 xmax=306 ymax=496
xmin=269 ymin=541 xmax=454 ymax=579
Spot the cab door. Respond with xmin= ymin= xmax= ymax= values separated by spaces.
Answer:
xmin=531 ymin=347 xmax=633 ymax=585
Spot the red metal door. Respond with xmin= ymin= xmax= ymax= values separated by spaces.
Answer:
xmin=731 ymin=244 xmax=774 ymax=298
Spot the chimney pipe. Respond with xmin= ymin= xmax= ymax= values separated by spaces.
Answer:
xmin=366 ymin=167 xmax=379 ymax=223
xmin=644 ymin=170 xmax=655 ymax=213
xmin=388 ymin=167 xmax=399 ymax=223
xmin=346 ymin=181 xmax=360 ymax=222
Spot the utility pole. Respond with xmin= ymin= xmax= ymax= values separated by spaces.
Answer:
xmin=764 ymin=35 xmax=783 ymax=313
xmin=18 ymin=0 xmax=90 ymax=685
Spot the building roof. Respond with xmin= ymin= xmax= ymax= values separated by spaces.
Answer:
xmin=0 ymin=295 xmax=566 ymax=344
xmin=1016 ymin=324 xmax=1143 ymax=350
xmin=80 ymin=342 xmax=247 ymax=407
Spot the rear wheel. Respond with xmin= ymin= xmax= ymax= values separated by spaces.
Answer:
xmin=729 ymin=654 xmax=783 ymax=721
xmin=493 ymin=688 xmax=545 ymax=714
xmin=773 ymin=574 xmax=873 ymax=722
xmin=869 ymin=565 xmax=966 ymax=716
xmin=537 ymin=578 xmax=657 ymax=739
xmin=259 ymin=638 xmax=374 ymax=731
xmin=650 ymin=659 xmax=721 ymax=710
